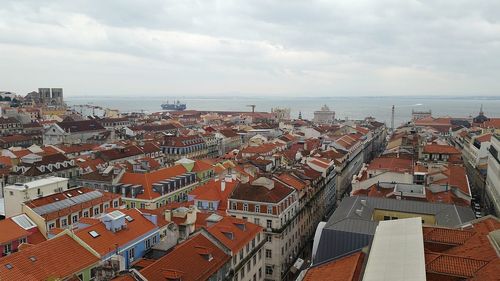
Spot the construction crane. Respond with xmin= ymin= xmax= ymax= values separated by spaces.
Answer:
xmin=247 ymin=104 xmax=256 ymax=113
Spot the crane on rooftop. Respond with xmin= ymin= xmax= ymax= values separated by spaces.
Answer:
xmin=247 ymin=104 xmax=256 ymax=113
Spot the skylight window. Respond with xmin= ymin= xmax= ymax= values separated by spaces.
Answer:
xmin=125 ymin=215 xmax=134 ymax=222
xmin=4 ymin=264 xmax=13 ymax=270
xmin=77 ymin=190 xmax=83 ymax=194
xmin=29 ymin=256 xmax=37 ymax=262
xmin=89 ymin=230 xmax=100 ymax=238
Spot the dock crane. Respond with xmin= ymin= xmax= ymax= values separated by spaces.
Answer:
xmin=247 ymin=104 xmax=256 ymax=113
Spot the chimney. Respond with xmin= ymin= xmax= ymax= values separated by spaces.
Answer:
xmin=221 ymin=179 xmax=226 ymax=192
xmin=165 ymin=209 xmax=172 ymax=221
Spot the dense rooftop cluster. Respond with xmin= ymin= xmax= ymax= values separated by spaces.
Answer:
xmin=0 ymin=94 xmax=498 ymax=281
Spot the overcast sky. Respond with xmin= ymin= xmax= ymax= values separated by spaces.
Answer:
xmin=1 ymin=0 xmax=499 ymax=97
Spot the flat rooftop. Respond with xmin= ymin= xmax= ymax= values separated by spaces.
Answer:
xmin=362 ymin=217 xmax=426 ymax=281
xmin=5 ymin=177 xmax=68 ymax=190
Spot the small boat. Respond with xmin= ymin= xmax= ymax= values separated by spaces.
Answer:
xmin=161 ymin=100 xmax=186 ymax=111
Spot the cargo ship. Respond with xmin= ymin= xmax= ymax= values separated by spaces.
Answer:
xmin=161 ymin=100 xmax=186 ymax=111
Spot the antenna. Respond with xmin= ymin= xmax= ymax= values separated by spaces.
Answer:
xmin=391 ymin=105 xmax=395 ymax=134
xmin=247 ymin=105 xmax=256 ymax=113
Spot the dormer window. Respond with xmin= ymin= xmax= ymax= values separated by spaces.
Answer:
xmin=234 ymin=222 xmax=246 ymax=231
xmin=221 ymin=231 xmax=234 ymax=240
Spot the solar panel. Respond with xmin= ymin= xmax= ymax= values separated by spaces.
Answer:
xmin=31 ymin=191 xmax=104 ymax=216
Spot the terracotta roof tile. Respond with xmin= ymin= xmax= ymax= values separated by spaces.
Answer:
xmin=119 ymin=165 xmax=188 ymax=200
xmin=426 ymin=253 xmax=489 ymax=278
xmin=304 ymin=251 xmax=365 ymax=281
xmin=0 ymin=219 xmax=30 ymax=244
xmin=230 ymin=179 xmax=294 ymax=203
xmin=75 ymin=209 xmax=157 ymax=256
xmin=0 ymin=234 xmax=99 ymax=281
xmin=204 ymin=216 xmax=263 ymax=252
xmin=140 ymin=233 xmax=230 ymax=281
xmin=423 ymin=144 xmax=461 ymax=155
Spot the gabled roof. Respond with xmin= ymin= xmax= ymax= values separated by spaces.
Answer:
xmin=423 ymin=144 xmax=460 ymax=154
xmin=0 ymin=218 xmax=30 ymax=244
xmin=189 ymin=179 xmax=238 ymax=211
xmin=75 ymin=209 xmax=157 ymax=256
xmin=304 ymin=251 xmax=365 ymax=281
xmin=0 ymin=233 xmax=99 ymax=281
xmin=119 ymin=165 xmax=188 ymax=200
xmin=423 ymin=216 xmax=500 ymax=280
xmin=230 ymin=178 xmax=294 ymax=203
xmin=367 ymin=156 xmax=413 ymax=173
xmin=140 ymin=232 xmax=230 ymax=281
xmin=57 ymin=120 xmax=105 ymax=133
xmin=218 ymin=129 xmax=239 ymax=138
xmin=276 ymin=173 xmax=306 ymax=191
xmin=204 ymin=216 xmax=263 ymax=252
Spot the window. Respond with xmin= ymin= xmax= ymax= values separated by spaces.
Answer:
xmin=140 ymin=203 xmax=146 ymax=209
xmin=72 ymin=215 xmax=78 ymax=224
xmin=61 ymin=218 xmax=68 ymax=227
xmin=83 ymin=211 xmax=89 ymax=218
xmin=247 ymin=262 xmax=250 ymax=271
xmin=197 ymin=201 xmax=203 ymax=208
xmin=113 ymin=200 xmax=119 ymax=208
xmin=128 ymin=247 xmax=135 ymax=260
xmin=255 ymin=205 xmax=260 ymax=213
xmin=391 ymin=216 xmax=398 ymax=220
xmin=258 ymin=249 xmax=262 ymax=260
xmin=130 ymin=202 xmax=136 ymax=208
xmin=266 ymin=249 xmax=272 ymax=258
xmin=19 ymin=237 xmax=27 ymax=244
xmin=253 ymin=273 xmax=257 ymax=281
xmin=246 ymin=243 xmax=250 ymax=253
xmin=253 ymin=255 xmax=257 ymax=265
xmin=3 ymin=243 xmax=11 ymax=255
xmin=259 ymin=268 xmax=262 ymax=279
xmin=152 ymin=235 xmax=157 ymax=244
xmin=265 ymin=265 xmax=273 ymax=276
xmin=243 ymin=203 xmax=248 ymax=211
xmin=231 ymin=202 xmax=237 ymax=210
xmin=93 ymin=207 xmax=99 ymax=216
xmin=239 ymin=250 xmax=243 ymax=259
xmin=267 ymin=235 xmax=272 ymax=243
xmin=266 ymin=220 xmax=272 ymax=229
xmin=254 ymin=218 xmax=260 ymax=225
xmin=267 ymin=205 xmax=273 ymax=214
xmin=233 ymin=255 xmax=237 ymax=265
xmin=240 ymin=267 xmax=245 ymax=279
xmin=383 ymin=216 xmax=390 ymax=220
xmin=48 ymin=222 xmax=55 ymax=230
xmin=145 ymin=239 xmax=151 ymax=249
xmin=90 ymin=267 xmax=97 ymax=279
xmin=208 ymin=202 xmax=214 ymax=209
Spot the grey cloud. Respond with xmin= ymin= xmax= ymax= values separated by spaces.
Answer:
xmin=0 ymin=0 xmax=499 ymax=96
